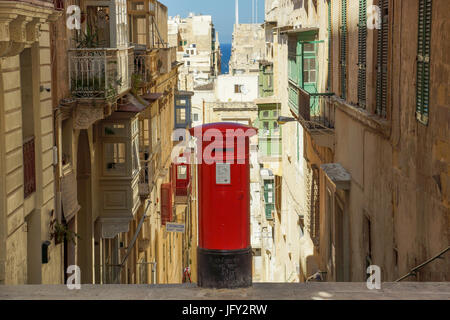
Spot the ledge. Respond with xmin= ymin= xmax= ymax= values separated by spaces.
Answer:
xmin=331 ymin=96 xmax=391 ymax=139
xmin=0 ymin=283 xmax=449 ymax=300
xmin=0 ymin=1 xmax=61 ymax=57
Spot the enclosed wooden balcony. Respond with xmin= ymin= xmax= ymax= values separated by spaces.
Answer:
xmin=69 ymin=48 xmax=134 ymax=100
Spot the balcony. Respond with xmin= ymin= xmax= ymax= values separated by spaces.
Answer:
xmin=69 ymin=48 xmax=134 ymax=100
xmin=139 ymin=159 xmax=151 ymax=198
xmin=23 ymin=136 xmax=36 ymax=198
xmin=289 ymin=83 xmax=335 ymax=150
xmin=158 ymin=47 xmax=177 ymax=74
xmin=133 ymin=46 xmax=158 ymax=86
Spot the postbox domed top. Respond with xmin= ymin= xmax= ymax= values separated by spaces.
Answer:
xmin=189 ymin=122 xmax=258 ymax=137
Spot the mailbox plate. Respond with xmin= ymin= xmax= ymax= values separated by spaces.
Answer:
xmin=216 ymin=163 xmax=231 ymax=184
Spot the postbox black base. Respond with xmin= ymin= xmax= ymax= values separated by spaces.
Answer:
xmin=197 ymin=247 xmax=252 ymax=289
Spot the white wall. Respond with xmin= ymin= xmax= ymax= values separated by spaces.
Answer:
xmin=215 ymin=74 xmax=258 ymax=103
xmin=191 ymin=90 xmax=215 ymax=127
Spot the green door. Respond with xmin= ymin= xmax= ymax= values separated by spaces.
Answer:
xmin=301 ymin=42 xmax=319 ymax=115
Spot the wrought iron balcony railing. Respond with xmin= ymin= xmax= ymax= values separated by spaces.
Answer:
xmin=288 ymin=81 xmax=335 ymax=131
xmin=23 ymin=136 xmax=36 ymax=198
xmin=139 ymin=159 xmax=151 ymax=197
xmin=133 ymin=46 xmax=157 ymax=85
xmin=69 ymin=47 xmax=134 ymax=100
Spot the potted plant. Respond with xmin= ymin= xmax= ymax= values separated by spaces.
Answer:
xmin=50 ymin=220 xmax=81 ymax=245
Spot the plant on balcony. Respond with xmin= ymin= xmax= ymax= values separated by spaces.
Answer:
xmin=50 ymin=219 xmax=81 ymax=245
xmin=75 ymin=25 xmax=99 ymax=48
xmin=131 ymin=73 xmax=143 ymax=91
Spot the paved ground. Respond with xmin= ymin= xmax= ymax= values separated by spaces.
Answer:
xmin=0 ymin=282 xmax=449 ymax=300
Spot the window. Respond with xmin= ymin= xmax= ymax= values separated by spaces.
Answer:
xmin=263 ymin=121 xmax=269 ymax=132
xmin=193 ymin=113 xmax=199 ymax=121
xmin=363 ymin=214 xmax=372 ymax=277
xmin=104 ymin=123 xmax=126 ymax=136
xmin=340 ymin=0 xmax=348 ymax=99
xmin=105 ymin=143 xmax=126 ymax=174
xmin=327 ymin=0 xmax=332 ymax=92
xmin=310 ymin=166 xmax=320 ymax=246
xmin=132 ymin=137 xmax=140 ymax=174
xmin=234 ymin=84 xmax=242 ymax=93
xmin=61 ymin=119 xmax=73 ymax=166
xmin=298 ymin=215 xmax=305 ymax=238
xmin=303 ymin=57 xmax=316 ymax=83
xmin=186 ymin=61 xmax=190 ymax=66
xmin=176 ymin=108 xmax=186 ymax=123
xmin=176 ymin=99 xmax=187 ymax=106
xmin=416 ymin=0 xmax=432 ymax=125
xmin=357 ymin=0 xmax=367 ymax=108
xmin=273 ymin=110 xmax=278 ymax=118
xmin=177 ymin=165 xmax=187 ymax=180
xmin=376 ymin=0 xmax=389 ymax=118
xmin=273 ymin=121 xmax=280 ymax=133
xmin=139 ymin=119 xmax=150 ymax=149
xmin=262 ymin=111 xmax=269 ymax=118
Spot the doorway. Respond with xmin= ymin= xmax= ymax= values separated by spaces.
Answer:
xmin=76 ymin=130 xmax=92 ymax=283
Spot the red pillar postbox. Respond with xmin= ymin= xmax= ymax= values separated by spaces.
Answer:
xmin=189 ymin=122 xmax=257 ymax=288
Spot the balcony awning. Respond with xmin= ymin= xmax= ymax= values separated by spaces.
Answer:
xmin=61 ymin=172 xmax=80 ymax=222
xmin=141 ymin=92 xmax=164 ymax=102
xmin=117 ymin=94 xmax=150 ymax=113
xmin=176 ymin=90 xmax=194 ymax=96
xmin=280 ymin=27 xmax=319 ymax=34
xmin=320 ymin=163 xmax=351 ymax=190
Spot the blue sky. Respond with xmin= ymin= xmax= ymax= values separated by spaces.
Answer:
xmin=160 ymin=0 xmax=265 ymax=44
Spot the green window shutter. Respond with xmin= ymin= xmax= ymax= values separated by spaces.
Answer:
xmin=340 ymin=0 xmax=347 ymax=99
xmin=263 ymin=181 xmax=274 ymax=220
xmin=357 ymin=0 xmax=367 ymax=108
xmin=416 ymin=0 xmax=432 ymax=125
xmin=376 ymin=0 xmax=389 ymax=118
xmin=327 ymin=0 xmax=332 ymax=92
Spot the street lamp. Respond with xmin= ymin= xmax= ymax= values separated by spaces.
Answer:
xmin=277 ymin=116 xmax=297 ymax=125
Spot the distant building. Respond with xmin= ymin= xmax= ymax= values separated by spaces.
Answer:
xmin=169 ymin=14 xmax=221 ymax=91
xmin=229 ymin=24 xmax=265 ymax=75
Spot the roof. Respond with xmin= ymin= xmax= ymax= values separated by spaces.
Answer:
xmin=194 ymin=83 xmax=214 ymax=91
xmin=116 ymin=94 xmax=150 ymax=113
xmin=176 ymin=90 xmax=195 ymax=96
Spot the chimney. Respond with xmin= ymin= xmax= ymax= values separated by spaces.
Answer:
xmin=235 ymin=0 xmax=239 ymax=25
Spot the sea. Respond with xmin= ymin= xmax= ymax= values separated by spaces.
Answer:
xmin=220 ymin=43 xmax=232 ymax=74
